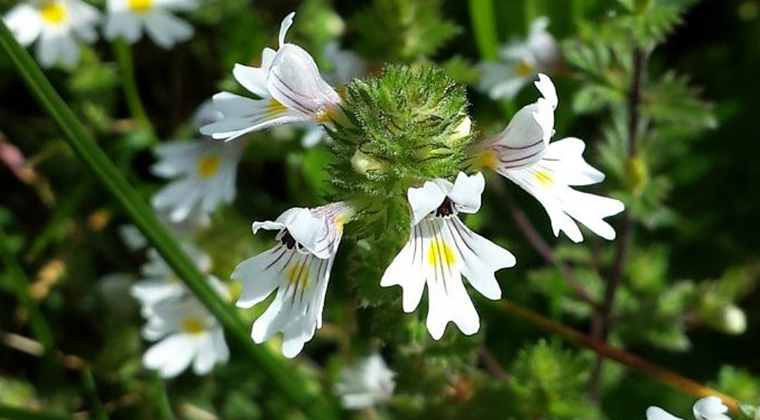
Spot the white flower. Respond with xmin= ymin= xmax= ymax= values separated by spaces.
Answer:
xmin=646 ymin=397 xmax=731 ymax=420
xmin=233 ymin=202 xmax=354 ymax=358
xmin=335 ymin=353 xmax=396 ymax=410
xmin=150 ymin=138 xmax=245 ymax=223
xmin=381 ymin=172 xmax=516 ymax=339
xmin=478 ymin=17 xmax=559 ymax=100
xmin=3 ymin=0 xmax=100 ymax=68
xmin=104 ymin=0 xmax=196 ymax=49
xmin=200 ymin=12 xmax=343 ymax=142
xmin=142 ymin=295 xmax=229 ymax=378
xmin=478 ymin=74 xmax=624 ymax=243
xmin=130 ymin=245 xmax=212 ymax=316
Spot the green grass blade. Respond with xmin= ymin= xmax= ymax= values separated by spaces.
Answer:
xmin=0 ymin=21 xmax=336 ymax=420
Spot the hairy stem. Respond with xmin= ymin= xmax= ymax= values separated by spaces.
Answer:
xmin=589 ymin=46 xmax=648 ymax=400
xmin=497 ymin=300 xmax=740 ymax=412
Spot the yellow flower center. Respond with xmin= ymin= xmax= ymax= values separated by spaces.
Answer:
xmin=515 ymin=60 xmax=534 ymax=77
xmin=286 ymin=260 xmax=311 ymax=291
xmin=428 ymin=237 xmax=456 ymax=269
xmin=196 ymin=155 xmax=221 ymax=179
xmin=475 ymin=151 xmax=498 ymax=170
xmin=182 ymin=317 xmax=205 ymax=335
xmin=128 ymin=0 xmax=152 ymax=13
xmin=41 ymin=2 xmax=67 ymax=24
xmin=534 ymin=170 xmax=554 ymax=188
xmin=267 ymin=99 xmax=289 ymax=116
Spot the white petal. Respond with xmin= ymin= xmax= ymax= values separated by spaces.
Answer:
xmin=646 ymin=407 xmax=685 ymax=420
xmin=233 ymin=61 xmax=273 ymax=98
xmin=483 ymin=103 xmax=547 ymax=171
xmin=278 ymin=12 xmax=295 ymax=48
xmin=4 ymin=4 xmax=43 ymax=46
xmin=448 ymin=217 xmax=514 ymax=300
xmin=192 ymin=334 xmax=219 ymax=375
xmin=143 ymin=334 xmax=197 ymax=378
xmin=233 ymin=247 xmax=286 ymax=308
xmin=693 ymin=397 xmax=731 ymax=420
xmin=144 ymin=9 xmax=193 ymax=49
xmin=267 ymin=44 xmax=341 ymax=118
xmin=407 ymin=181 xmax=446 ymax=226
xmin=200 ymin=92 xmax=306 ymax=141
xmin=542 ymin=137 xmax=604 ymax=186
xmin=104 ymin=12 xmax=143 ymax=43
xmin=380 ymin=224 xmax=426 ymax=312
xmin=534 ymin=73 xmax=558 ymax=111
xmin=448 ymin=172 xmax=485 ymax=214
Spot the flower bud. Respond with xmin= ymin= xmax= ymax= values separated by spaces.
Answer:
xmin=351 ymin=149 xmax=386 ymax=175
xmin=720 ymin=304 xmax=747 ymax=335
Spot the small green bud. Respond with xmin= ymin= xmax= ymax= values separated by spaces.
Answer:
xmin=625 ymin=154 xmax=649 ymax=195
xmin=351 ymin=148 xmax=386 ymax=175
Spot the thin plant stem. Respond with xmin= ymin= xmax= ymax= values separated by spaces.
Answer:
xmin=0 ymin=225 xmax=54 ymax=353
xmin=468 ymin=0 xmax=517 ymax=117
xmin=488 ymin=177 xmax=600 ymax=308
xmin=0 ymin=20 xmax=338 ymax=420
xmin=495 ymin=300 xmax=741 ymax=412
xmin=81 ymin=368 xmax=110 ymax=420
xmin=112 ymin=38 xmax=156 ymax=144
xmin=589 ymin=47 xmax=648 ymax=399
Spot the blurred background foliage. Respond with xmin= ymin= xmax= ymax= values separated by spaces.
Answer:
xmin=1 ymin=0 xmax=759 ymax=419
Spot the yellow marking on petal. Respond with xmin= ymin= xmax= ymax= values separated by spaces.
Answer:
xmin=476 ymin=151 xmax=498 ymax=170
xmin=196 ymin=155 xmax=221 ymax=179
xmin=428 ymin=237 xmax=456 ymax=269
xmin=268 ymin=99 xmax=289 ymax=116
xmin=286 ymin=260 xmax=311 ymax=291
xmin=182 ymin=317 xmax=206 ymax=335
xmin=128 ymin=0 xmax=152 ymax=13
xmin=41 ymin=2 xmax=67 ymax=24
xmin=534 ymin=170 xmax=554 ymax=188
xmin=515 ymin=60 xmax=534 ymax=77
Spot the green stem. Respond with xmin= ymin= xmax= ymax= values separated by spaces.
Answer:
xmin=0 ymin=406 xmax=70 ymax=420
xmin=468 ymin=0 xmax=517 ymax=118
xmin=81 ymin=368 xmax=110 ymax=420
xmin=151 ymin=376 xmax=176 ymax=420
xmin=0 ymin=21 xmax=337 ymax=420
xmin=0 ymin=225 xmax=54 ymax=353
xmin=112 ymin=38 xmax=155 ymax=143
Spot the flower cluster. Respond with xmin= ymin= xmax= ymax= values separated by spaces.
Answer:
xmin=3 ymin=0 xmax=197 ymax=68
xmin=197 ymin=12 xmax=624 ymax=358
xmin=131 ymin=244 xmax=230 ymax=378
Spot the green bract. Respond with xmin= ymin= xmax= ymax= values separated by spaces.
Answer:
xmin=329 ymin=64 xmax=474 ymax=236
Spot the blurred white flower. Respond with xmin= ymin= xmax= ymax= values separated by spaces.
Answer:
xmin=478 ymin=74 xmax=624 ymax=242
xmin=234 ymin=202 xmax=354 ymax=358
xmin=104 ymin=0 xmax=196 ymax=49
xmin=201 ymin=12 xmax=343 ymax=142
xmin=3 ymin=0 xmax=100 ymax=68
xmin=646 ymin=396 xmax=731 ymax=420
xmin=142 ymin=295 xmax=229 ymax=378
xmin=335 ymin=353 xmax=396 ymax=410
xmin=478 ymin=17 xmax=559 ymax=100
xmin=150 ymin=138 xmax=245 ymax=223
xmin=381 ymin=172 xmax=516 ymax=339
xmin=130 ymin=245 xmax=212 ymax=316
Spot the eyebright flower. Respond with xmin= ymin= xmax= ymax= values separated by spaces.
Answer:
xmin=201 ymin=12 xmax=343 ymax=142
xmin=381 ymin=172 xmax=516 ymax=339
xmin=478 ymin=17 xmax=559 ymax=100
xmin=646 ymin=396 xmax=731 ymax=420
xmin=3 ymin=0 xmax=100 ymax=68
xmin=335 ymin=353 xmax=396 ymax=410
xmin=104 ymin=0 xmax=195 ymax=48
xmin=131 ymin=245 xmax=212 ymax=316
xmin=233 ymin=202 xmax=354 ymax=358
xmin=477 ymin=74 xmax=624 ymax=242
xmin=150 ymin=138 xmax=245 ymax=223
xmin=141 ymin=295 xmax=229 ymax=378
